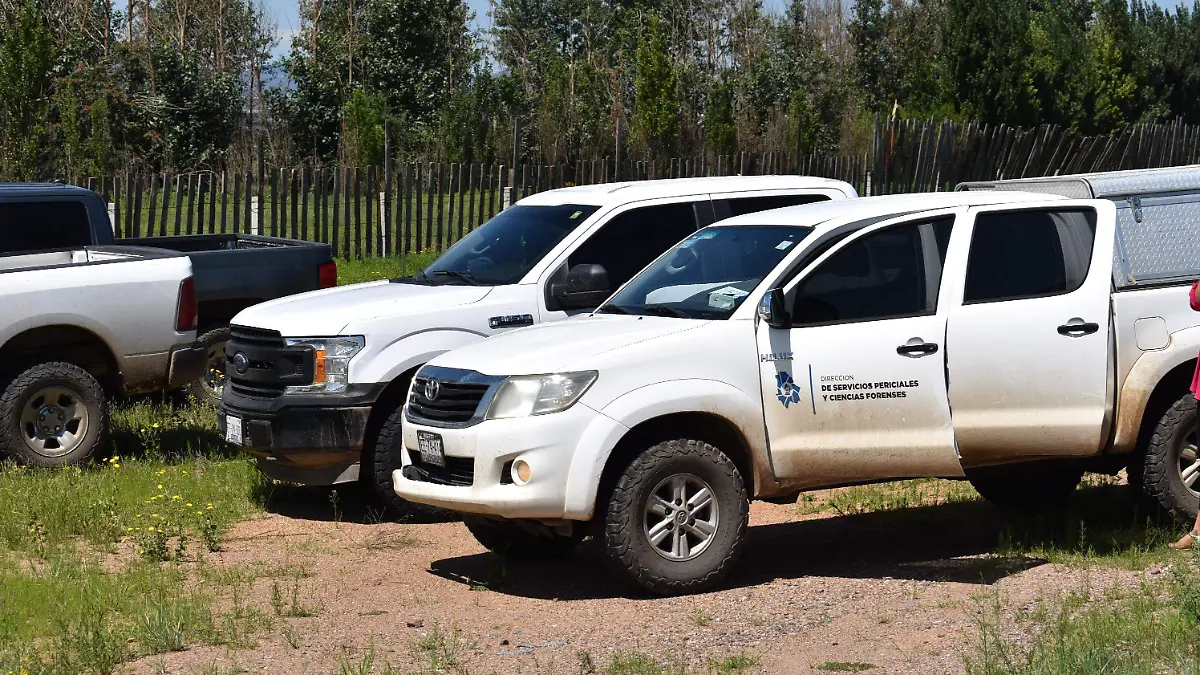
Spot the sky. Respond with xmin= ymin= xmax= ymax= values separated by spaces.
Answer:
xmin=261 ymin=0 xmax=1185 ymax=59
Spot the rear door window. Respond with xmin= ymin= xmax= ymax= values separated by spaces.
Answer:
xmin=0 ymin=200 xmax=93 ymax=255
xmin=963 ymin=209 xmax=1096 ymax=304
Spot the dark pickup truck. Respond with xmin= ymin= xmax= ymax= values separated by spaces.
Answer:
xmin=1 ymin=183 xmax=336 ymax=402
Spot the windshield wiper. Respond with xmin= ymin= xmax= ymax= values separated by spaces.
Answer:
xmin=643 ymin=305 xmax=692 ymax=319
xmin=428 ymin=270 xmax=479 ymax=286
xmin=595 ymin=304 xmax=630 ymax=315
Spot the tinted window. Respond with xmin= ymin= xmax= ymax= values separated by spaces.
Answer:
xmin=602 ymin=225 xmax=813 ymax=319
xmin=963 ymin=209 xmax=1096 ymax=304
xmin=568 ymin=202 xmax=698 ymax=290
xmin=794 ymin=219 xmax=950 ymax=326
xmin=0 ymin=200 xmax=92 ymax=255
xmin=723 ymin=193 xmax=830 ymax=217
xmin=423 ymin=203 xmax=600 ymax=285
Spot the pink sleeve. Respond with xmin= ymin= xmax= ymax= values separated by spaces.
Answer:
xmin=1192 ymin=281 xmax=1200 ymax=312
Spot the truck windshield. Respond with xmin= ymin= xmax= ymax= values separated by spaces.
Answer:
xmin=416 ymin=204 xmax=600 ymax=286
xmin=599 ymin=225 xmax=814 ymax=319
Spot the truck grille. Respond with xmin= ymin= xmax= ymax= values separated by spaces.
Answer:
xmin=405 ymin=451 xmax=475 ymax=486
xmin=225 ymin=325 xmax=311 ymax=400
xmin=408 ymin=377 xmax=490 ymax=424
xmin=229 ymin=325 xmax=285 ymax=348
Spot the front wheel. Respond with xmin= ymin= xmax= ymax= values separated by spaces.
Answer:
xmin=604 ymin=438 xmax=749 ymax=596
xmin=1138 ymin=393 xmax=1199 ymax=524
xmin=188 ymin=327 xmax=231 ymax=405
xmin=0 ymin=362 xmax=108 ymax=467
xmin=365 ymin=401 xmax=451 ymax=521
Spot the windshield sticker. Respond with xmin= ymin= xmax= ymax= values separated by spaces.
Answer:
xmin=708 ymin=286 xmax=749 ymax=310
xmin=776 ymin=240 xmax=794 ymax=250
xmin=695 ymin=230 xmax=719 ymax=240
xmin=775 ymin=371 xmax=801 ymax=408
xmin=570 ymin=210 xmax=584 ymax=219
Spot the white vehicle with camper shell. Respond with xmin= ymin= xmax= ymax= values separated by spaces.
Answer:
xmin=394 ymin=167 xmax=1200 ymax=594
xmin=218 ymin=175 xmax=857 ymax=510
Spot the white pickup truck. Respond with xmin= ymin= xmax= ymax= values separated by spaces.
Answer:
xmin=394 ymin=167 xmax=1200 ymax=594
xmin=218 ymin=176 xmax=857 ymax=510
xmin=0 ymin=246 xmax=204 ymax=466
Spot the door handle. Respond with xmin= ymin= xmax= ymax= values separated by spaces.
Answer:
xmin=1057 ymin=321 xmax=1100 ymax=337
xmin=896 ymin=341 xmax=939 ymax=357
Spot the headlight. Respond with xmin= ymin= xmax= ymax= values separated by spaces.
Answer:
xmin=485 ymin=371 xmax=598 ymax=419
xmin=283 ymin=336 xmax=365 ymax=394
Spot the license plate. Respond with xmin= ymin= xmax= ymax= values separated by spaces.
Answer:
xmin=416 ymin=431 xmax=446 ymax=467
xmin=225 ymin=415 xmax=243 ymax=445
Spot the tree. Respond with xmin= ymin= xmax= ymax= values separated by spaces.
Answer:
xmin=939 ymin=0 xmax=1037 ymax=124
xmin=849 ymin=0 xmax=889 ymax=111
xmin=631 ymin=14 xmax=679 ymax=161
xmin=0 ymin=0 xmax=55 ymax=178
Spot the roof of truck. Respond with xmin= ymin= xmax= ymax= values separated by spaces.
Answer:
xmin=957 ymin=164 xmax=1200 ymax=199
xmin=0 ymin=182 xmax=98 ymax=198
xmin=515 ymin=175 xmax=857 ymax=207
xmin=716 ymin=189 xmax=1065 ymax=230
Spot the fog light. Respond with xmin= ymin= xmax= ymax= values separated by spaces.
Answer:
xmin=512 ymin=459 xmax=532 ymax=484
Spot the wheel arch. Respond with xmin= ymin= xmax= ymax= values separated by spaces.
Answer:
xmin=593 ymin=411 xmax=758 ymax=520
xmin=0 ymin=325 xmax=122 ymax=394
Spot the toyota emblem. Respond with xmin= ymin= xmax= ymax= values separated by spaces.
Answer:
xmin=424 ymin=379 xmax=440 ymax=401
xmin=232 ymin=352 xmax=249 ymax=374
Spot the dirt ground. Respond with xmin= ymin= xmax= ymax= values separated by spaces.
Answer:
xmin=129 ymin=491 xmax=1158 ymax=675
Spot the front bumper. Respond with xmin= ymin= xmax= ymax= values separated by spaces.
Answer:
xmin=392 ymin=402 xmax=619 ymax=520
xmin=219 ymin=383 xmax=384 ymax=485
xmin=167 ymin=341 xmax=208 ymax=389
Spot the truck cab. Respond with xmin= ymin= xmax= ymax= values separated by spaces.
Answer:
xmin=393 ymin=184 xmax=1200 ymax=594
xmin=218 ymin=176 xmax=857 ymax=509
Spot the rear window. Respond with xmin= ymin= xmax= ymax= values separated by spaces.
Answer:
xmin=0 ymin=200 xmax=93 ymax=255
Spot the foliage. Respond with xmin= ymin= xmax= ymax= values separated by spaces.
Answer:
xmin=5 ymin=0 xmax=1200 ymax=175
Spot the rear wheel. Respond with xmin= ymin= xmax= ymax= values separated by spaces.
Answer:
xmin=464 ymin=516 xmax=585 ymax=560
xmin=0 ymin=362 xmax=108 ymax=467
xmin=968 ymin=466 xmax=1084 ymax=510
xmin=1139 ymin=394 xmax=1199 ymax=524
xmin=603 ymin=438 xmax=749 ymax=596
xmin=188 ymin=327 xmax=231 ymax=405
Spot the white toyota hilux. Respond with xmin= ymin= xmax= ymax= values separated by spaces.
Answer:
xmin=395 ymin=168 xmax=1200 ymax=594
xmin=218 ymin=176 xmax=856 ymax=510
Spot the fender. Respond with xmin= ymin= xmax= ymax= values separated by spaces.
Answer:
xmin=1112 ymin=324 xmax=1200 ymax=454
xmin=0 ymin=314 xmax=126 ymax=363
xmin=562 ymin=379 xmax=776 ymax=518
xmin=351 ymin=327 xmax=489 ymax=387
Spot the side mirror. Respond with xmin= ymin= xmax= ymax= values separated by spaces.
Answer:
xmin=757 ymin=288 xmax=791 ymax=329
xmin=554 ymin=264 xmax=611 ymax=310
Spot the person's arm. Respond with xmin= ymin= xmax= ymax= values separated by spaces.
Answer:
xmin=1192 ymin=280 xmax=1200 ymax=312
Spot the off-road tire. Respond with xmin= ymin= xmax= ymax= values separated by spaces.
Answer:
xmin=0 ymin=362 xmax=108 ymax=467
xmin=464 ymin=516 xmax=586 ymax=560
xmin=187 ymin=327 xmax=232 ymax=405
xmin=968 ymin=467 xmax=1084 ymax=510
xmin=604 ymin=438 xmax=749 ymax=596
xmin=1139 ymin=393 xmax=1199 ymax=524
xmin=365 ymin=401 xmax=451 ymax=521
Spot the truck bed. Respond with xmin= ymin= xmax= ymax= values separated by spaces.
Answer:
xmin=121 ymin=234 xmax=335 ymax=326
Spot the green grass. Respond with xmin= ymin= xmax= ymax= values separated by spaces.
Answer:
xmin=965 ymin=563 xmax=1200 ymax=674
xmin=813 ymin=664 xmax=874 ymax=673
xmin=603 ymin=651 xmax=760 ymax=675
xmin=0 ymin=397 xmax=272 ymax=674
xmin=797 ymin=476 xmax=1180 ymax=570
xmin=336 ymin=252 xmax=441 ymax=285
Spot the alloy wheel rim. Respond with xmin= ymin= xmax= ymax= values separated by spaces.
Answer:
xmin=643 ymin=473 xmax=719 ymax=562
xmin=1178 ymin=425 xmax=1200 ymax=497
xmin=19 ymin=386 xmax=89 ymax=458
xmin=200 ymin=340 xmax=228 ymax=400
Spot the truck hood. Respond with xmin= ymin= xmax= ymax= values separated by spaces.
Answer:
xmin=231 ymin=281 xmax=493 ymax=337
xmin=426 ymin=314 xmax=705 ymax=375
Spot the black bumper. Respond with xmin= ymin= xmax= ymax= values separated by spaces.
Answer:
xmin=219 ymin=383 xmax=386 ymax=485
xmin=167 ymin=341 xmax=208 ymax=388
